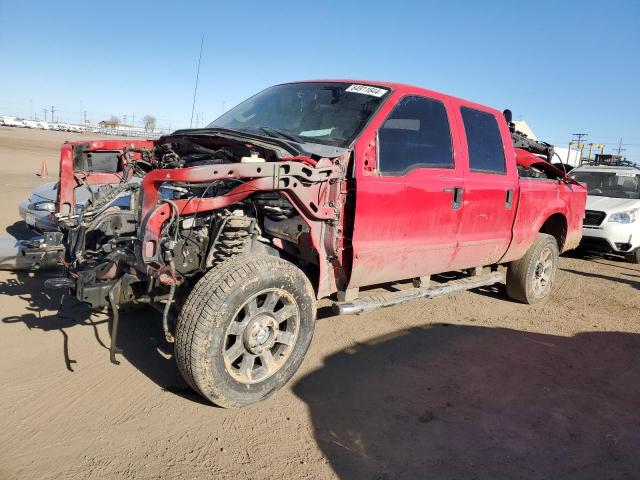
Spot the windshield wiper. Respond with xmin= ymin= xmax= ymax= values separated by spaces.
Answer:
xmin=258 ymin=126 xmax=302 ymax=143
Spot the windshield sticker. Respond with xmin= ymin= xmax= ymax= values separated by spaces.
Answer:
xmin=617 ymin=172 xmax=637 ymax=177
xmin=345 ymin=84 xmax=388 ymax=97
xmin=300 ymin=127 xmax=334 ymax=137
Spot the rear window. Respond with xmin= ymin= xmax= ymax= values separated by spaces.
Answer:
xmin=461 ymin=107 xmax=505 ymax=174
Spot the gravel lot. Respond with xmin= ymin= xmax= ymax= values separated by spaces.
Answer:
xmin=1 ymin=126 xmax=639 ymax=480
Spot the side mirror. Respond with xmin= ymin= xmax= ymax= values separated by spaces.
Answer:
xmin=503 ymin=109 xmax=513 ymax=124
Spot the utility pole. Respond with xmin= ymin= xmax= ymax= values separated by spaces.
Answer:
xmin=615 ymin=138 xmax=626 ymax=156
xmin=123 ymin=114 xmax=128 ymax=125
xmin=43 ymin=109 xmax=48 ymax=122
xmin=571 ymin=133 xmax=588 ymax=165
xmin=132 ymin=113 xmax=135 ymax=128
xmin=83 ymin=111 xmax=87 ymax=125
xmin=50 ymin=106 xmax=56 ymax=124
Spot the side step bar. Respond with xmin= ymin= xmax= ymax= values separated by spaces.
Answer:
xmin=333 ymin=271 xmax=504 ymax=315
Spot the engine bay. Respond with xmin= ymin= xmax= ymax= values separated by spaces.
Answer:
xmin=56 ymin=133 xmax=341 ymax=313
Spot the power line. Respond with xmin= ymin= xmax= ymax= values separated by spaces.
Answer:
xmin=571 ymin=133 xmax=588 ymax=144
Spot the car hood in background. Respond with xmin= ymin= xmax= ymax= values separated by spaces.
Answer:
xmin=30 ymin=182 xmax=59 ymax=202
xmin=29 ymin=177 xmax=143 ymax=206
xmin=586 ymin=195 xmax=640 ymax=213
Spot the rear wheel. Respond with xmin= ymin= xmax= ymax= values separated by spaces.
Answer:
xmin=506 ymin=233 xmax=559 ymax=304
xmin=175 ymin=254 xmax=316 ymax=407
xmin=628 ymin=248 xmax=640 ymax=264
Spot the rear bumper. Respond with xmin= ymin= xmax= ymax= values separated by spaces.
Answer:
xmin=581 ymin=222 xmax=639 ymax=253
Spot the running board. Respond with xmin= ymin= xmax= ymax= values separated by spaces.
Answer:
xmin=333 ymin=271 xmax=504 ymax=316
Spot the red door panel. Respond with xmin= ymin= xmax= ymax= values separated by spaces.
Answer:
xmin=349 ymin=170 xmax=464 ymax=287
xmin=348 ymin=91 xmax=465 ymax=288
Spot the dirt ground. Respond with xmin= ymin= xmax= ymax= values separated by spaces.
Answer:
xmin=0 ymin=126 xmax=639 ymax=480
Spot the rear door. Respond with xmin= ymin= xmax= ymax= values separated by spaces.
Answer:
xmin=451 ymin=103 xmax=519 ymax=268
xmin=348 ymin=92 xmax=465 ymax=288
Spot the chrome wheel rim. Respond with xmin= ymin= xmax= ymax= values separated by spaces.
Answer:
xmin=532 ymin=246 xmax=554 ymax=296
xmin=222 ymin=288 xmax=299 ymax=384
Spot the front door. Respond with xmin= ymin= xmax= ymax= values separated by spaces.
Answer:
xmin=348 ymin=93 xmax=464 ymax=288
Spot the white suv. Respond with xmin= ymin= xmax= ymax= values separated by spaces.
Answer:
xmin=571 ymin=164 xmax=640 ymax=263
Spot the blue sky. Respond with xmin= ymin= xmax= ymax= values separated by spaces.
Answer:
xmin=1 ymin=0 xmax=638 ymax=161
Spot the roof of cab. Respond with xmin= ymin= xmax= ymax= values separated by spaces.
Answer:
xmin=573 ymin=165 xmax=640 ymax=173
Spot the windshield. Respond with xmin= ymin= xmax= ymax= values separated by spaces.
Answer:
xmin=571 ymin=171 xmax=640 ymax=199
xmin=208 ymin=82 xmax=390 ymax=149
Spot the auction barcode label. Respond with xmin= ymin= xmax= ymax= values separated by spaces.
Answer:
xmin=345 ymin=84 xmax=388 ymax=97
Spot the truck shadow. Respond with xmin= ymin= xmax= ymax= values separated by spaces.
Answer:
xmin=0 ymin=270 xmax=201 ymax=403
xmin=293 ymin=324 xmax=640 ymax=480
xmin=0 ymin=269 xmax=105 ymax=372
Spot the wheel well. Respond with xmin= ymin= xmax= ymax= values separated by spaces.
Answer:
xmin=539 ymin=213 xmax=567 ymax=250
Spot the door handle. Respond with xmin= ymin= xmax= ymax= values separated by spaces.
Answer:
xmin=505 ymin=189 xmax=514 ymax=209
xmin=444 ymin=187 xmax=464 ymax=210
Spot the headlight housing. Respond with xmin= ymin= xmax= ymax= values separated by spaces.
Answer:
xmin=31 ymin=201 xmax=55 ymax=212
xmin=608 ymin=208 xmax=639 ymax=224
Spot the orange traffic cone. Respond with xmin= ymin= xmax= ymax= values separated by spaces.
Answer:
xmin=37 ymin=160 xmax=48 ymax=177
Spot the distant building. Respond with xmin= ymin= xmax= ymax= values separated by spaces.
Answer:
xmin=97 ymin=120 xmax=146 ymax=132
xmin=553 ymin=147 xmax=581 ymax=166
xmin=513 ymin=121 xmax=537 ymax=141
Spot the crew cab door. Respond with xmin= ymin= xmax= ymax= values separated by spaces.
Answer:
xmin=450 ymin=102 xmax=519 ymax=268
xmin=348 ymin=92 xmax=464 ymax=288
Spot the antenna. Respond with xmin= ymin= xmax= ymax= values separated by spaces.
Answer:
xmin=190 ymin=35 xmax=204 ymax=128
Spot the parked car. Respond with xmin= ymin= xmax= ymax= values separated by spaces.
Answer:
xmin=19 ymin=182 xmax=60 ymax=232
xmin=3 ymin=117 xmax=26 ymax=127
xmin=19 ymin=179 xmax=142 ymax=233
xmin=571 ymin=163 xmax=640 ymax=262
xmin=37 ymin=80 xmax=587 ymax=407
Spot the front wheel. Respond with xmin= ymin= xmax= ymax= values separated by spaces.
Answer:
xmin=627 ymin=248 xmax=640 ymax=264
xmin=175 ymin=254 xmax=316 ymax=407
xmin=506 ymin=233 xmax=559 ymax=304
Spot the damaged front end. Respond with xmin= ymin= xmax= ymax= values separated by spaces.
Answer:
xmin=45 ymin=129 xmax=346 ymax=360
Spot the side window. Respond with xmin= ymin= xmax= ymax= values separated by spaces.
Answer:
xmin=378 ymin=95 xmax=453 ymax=175
xmin=460 ymin=107 xmax=506 ymax=174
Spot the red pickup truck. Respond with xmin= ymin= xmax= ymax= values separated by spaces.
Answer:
xmin=43 ymin=80 xmax=586 ymax=407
